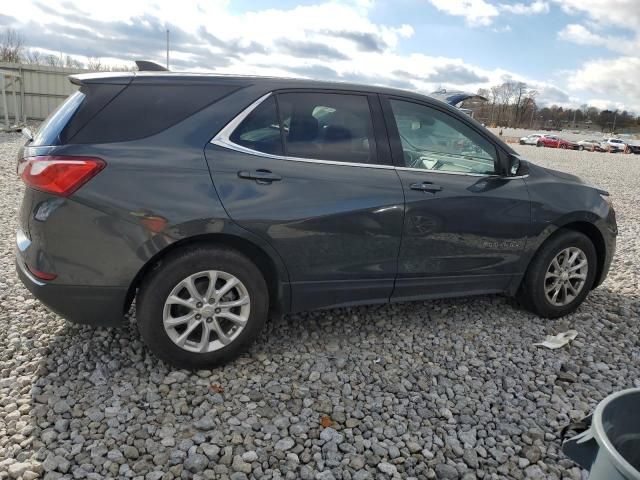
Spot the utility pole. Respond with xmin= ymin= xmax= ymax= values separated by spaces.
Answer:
xmin=612 ymin=111 xmax=617 ymax=133
xmin=166 ymin=29 xmax=170 ymax=69
xmin=529 ymin=103 xmax=536 ymax=129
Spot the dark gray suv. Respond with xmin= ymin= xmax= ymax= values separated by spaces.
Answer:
xmin=16 ymin=72 xmax=617 ymax=368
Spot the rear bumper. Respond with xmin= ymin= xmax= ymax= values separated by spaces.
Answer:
xmin=16 ymin=255 xmax=126 ymax=327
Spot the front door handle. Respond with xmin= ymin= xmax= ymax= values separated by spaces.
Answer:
xmin=238 ymin=169 xmax=282 ymax=183
xmin=410 ymin=182 xmax=442 ymax=193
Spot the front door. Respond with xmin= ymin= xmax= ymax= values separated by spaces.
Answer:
xmin=206 ymin=91 xmax=404 ymax=311
xmin=381 ymin=97 xmax=531 ymax=301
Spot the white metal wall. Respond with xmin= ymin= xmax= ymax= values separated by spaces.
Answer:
xmin=0 ymin=62 xmax=88 ymax=121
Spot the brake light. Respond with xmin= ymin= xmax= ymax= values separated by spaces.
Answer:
xmin=18 ymin=156 xmax=105 ymax=196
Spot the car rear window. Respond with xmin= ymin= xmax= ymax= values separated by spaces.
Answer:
xmin=31 ymin=91 xmax=85 ymax=146
xmin=70 ymin=84 xmax=240 ymax=144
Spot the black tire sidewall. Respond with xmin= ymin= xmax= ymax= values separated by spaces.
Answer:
xmin=137 ymin=247 xmax=268 ymax=369
xmin=520 ymin=230 xmax=597 ymax=318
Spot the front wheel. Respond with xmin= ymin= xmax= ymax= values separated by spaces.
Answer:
xmin=537 ymin=142 xmax=543 ymax=147
xmin=517 ymin=230 xmax=597 ymax=318
xmin=578 ymin=145 xmax=584 ymax=151
xmin=137 ymin=246 xmax=269 ymax=369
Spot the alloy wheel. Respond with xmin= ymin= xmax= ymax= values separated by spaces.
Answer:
xmin=162 ymin=270 xmax=250 ymax=353
xmin=544 ymin=247 xmax=588 ymax=307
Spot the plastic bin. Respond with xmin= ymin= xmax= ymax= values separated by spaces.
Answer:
xmin=562 ymin=388 xmax=640 ymax=479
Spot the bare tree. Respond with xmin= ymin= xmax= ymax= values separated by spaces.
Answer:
xmin=87 ymin=57 xmax=104 ymax=71
xmin=0 ymin=28 xmax=24 ymax=63
xmin=23 ymin=49 xmax=42 ymax=64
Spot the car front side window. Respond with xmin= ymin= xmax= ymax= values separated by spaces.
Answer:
xmin=389 ymin=99 xmax=497 ymax=175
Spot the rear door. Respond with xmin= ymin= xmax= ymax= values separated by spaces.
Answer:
xmin=205 ymin=90 xmax=404 ymax=311
xmin=381 ymin=96 xmax=531 ymax=301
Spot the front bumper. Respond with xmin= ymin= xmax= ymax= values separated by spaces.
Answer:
xmin=16 ymin=244 xmax=126 ymax=327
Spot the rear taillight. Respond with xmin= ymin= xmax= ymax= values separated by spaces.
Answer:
xmin=26 ymin=265 xmax=57 ymax=281
xmin=18 ymin=156 xmax=105 ymax=196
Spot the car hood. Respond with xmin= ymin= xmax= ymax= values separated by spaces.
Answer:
xmin=530 ymin=162 xmax=609 ymax=195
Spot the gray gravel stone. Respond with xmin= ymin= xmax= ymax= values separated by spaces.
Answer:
xmin=1 ymin=135 xmax=639 ymax=480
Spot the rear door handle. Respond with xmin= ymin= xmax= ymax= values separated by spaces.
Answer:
xmin=410 ymin=182 xmax=442 ymax=193
xmin=238 ymin=169 xmax=282 ymax=183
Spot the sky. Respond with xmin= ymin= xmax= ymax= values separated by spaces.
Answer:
xmin=2 ymin=0 xmax=639 ymax=113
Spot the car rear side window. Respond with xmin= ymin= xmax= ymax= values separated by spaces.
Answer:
xmin=276 ymin=92 xmax=376 ymax=164
xmin=71 ymin=84 xmax=240 ymax=144
xmin=229 ymin=96 xmax=283 ymax=155
xmin=31 ymin=91 xmax=85 ymax=146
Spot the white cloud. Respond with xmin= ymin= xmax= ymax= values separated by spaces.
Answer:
xmin=558 ymin=23 xmax=640 ymax=55
xmin=499 ymin=1 xmax=549 ymax=15
xmin=553 ymin=0 xmax=640 ymax=27
xmin=1 ymin=0 xmax=637 ymax=112
xmin=426 ymin=0 xmax=499 ymax=26
xmin=427 ymin=0 xmax=550 ymax=25
xmin=567 ymin=57 xmax=640 ymax=112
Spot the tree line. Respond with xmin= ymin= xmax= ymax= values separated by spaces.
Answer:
xmin=462 ymin=81 xmax=639 ymax=133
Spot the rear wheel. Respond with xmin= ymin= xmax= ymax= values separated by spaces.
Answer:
xmin=517 ymin=230 xmax=597 ymax=318
xmin=137 ymin=246 xmax=268 ymax=369
xmin=560 ymin=143 xmax=567 ymax=149
xmin=537 ymin=141 xmax=543 ymax=147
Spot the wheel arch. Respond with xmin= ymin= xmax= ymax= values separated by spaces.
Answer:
xmin=525 ymin=221 xmax=606 ymax=291
xmin=124 ymin=233 xmax=291 ymax=316
xmin=559 ymin=221 xmax=606 ymax=288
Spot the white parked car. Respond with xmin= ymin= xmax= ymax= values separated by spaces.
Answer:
xmin=576 ymin=139 xmax=605 ymax=151
xmin=519 ymin=134 xmax=543 ymax=145
xmin=601 ymin=138 xmax=627 ymax=152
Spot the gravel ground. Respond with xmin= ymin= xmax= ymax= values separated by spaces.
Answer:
xmin=1 ymin=133 xmax=638 ymax=480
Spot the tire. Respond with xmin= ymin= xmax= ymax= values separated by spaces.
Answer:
xmin=537 ymin=142 xmax=543 ymax=147
xmin=578 ymin=145 xmax=584 ymax=151
xmin=517 ymin=229 xmax=597 ymax=318
xmin=137 ymin=246 xmax=269 ymax=369
xmin=560 ymin=144 xmax=567 ymax=149
xmin=520 ymin=140 xmax=525 ymax=145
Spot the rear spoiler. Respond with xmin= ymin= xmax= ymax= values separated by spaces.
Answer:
xmin=430 ymin=89 xmax=487 ymax=107
xmin=70 ymin=72 xmax=135 ymax=86
xmin=70 ymin=60 xmax=167 ymax=86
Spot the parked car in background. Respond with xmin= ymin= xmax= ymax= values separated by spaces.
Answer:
xmin=520 ymin=133 xmax=543 ymax=145
xmin=15 ymin=71 xmax=617 ymax=368
xmin=627 ymin=141 xmax=640 ymax=154
xmin=537 ymin=134 xmax=578 ymax=149
xmin=601 ymin=138 xmax=627 ymax=153
xmin=577 ymin=139 xmax=605 ymax=152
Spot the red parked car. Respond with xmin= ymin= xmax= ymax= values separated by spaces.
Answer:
xmin=536 ymin=134 xmax=578 ymax=149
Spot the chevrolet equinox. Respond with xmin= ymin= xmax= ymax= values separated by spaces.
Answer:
xmin=16 ymin=72 xmax=617 ymax=368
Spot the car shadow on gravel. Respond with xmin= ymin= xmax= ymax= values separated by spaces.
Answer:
xmin=25 ymin=288 xmax=639 ymax=478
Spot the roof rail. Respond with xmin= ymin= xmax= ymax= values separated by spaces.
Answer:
xmin=135 ymin=60 xmax=169 ymax=72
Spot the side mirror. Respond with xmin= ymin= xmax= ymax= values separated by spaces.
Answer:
xmin=509 ymin=154 xmax=520 ymax=176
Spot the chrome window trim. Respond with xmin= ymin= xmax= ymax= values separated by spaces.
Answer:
xmin=209 ymin=91 xmax=528 ymax=178
xmin=210 ymin=91 xmax=393 ymax=170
